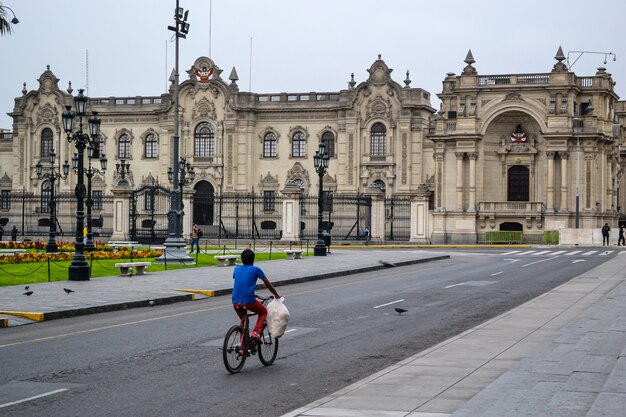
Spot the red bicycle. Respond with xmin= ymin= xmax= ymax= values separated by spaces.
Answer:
xmin=222 ymin=295 xmax=279 ymax=373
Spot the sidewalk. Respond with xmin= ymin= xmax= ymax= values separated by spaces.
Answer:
xmin=0 ymin=249 xmax=448 ymax=326
xmin=281 ymin=252 xmax=626 ymax=417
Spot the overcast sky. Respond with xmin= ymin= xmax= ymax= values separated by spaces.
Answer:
xmin=2 ymin=0 xmax=625 ymax=129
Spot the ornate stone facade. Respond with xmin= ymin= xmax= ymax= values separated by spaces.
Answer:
xmin=0 ymin=50 xmax=623 ymax=243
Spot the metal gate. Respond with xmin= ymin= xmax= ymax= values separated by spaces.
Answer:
xmin=384 ymin=196 xmax=411 ymax=241
xmin=129 ymin=185 xmax=171 ymax=244
xmin=300 ymin=194 xmax=372 ymax=240
xmin=194 ymin=193 xmax=284 ymax=239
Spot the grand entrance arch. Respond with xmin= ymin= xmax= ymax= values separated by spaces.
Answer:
xmin=193 ymin=181 xmax=215 ymax=226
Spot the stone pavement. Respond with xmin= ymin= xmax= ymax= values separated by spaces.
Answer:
xmin=0 ymin=248 xmax=448 ymax=326
xmin=3 ymin=248 xmax=626 ymax=417
xmin=281 ymin=251 xmax=626 ymax=417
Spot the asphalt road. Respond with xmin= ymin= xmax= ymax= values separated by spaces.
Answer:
xmin=0 ymin=249 xmax=616 ymax=417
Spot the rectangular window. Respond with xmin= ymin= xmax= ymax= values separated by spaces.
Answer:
xmin=1 ymin=190 xmax=10 ymax=210
xmin=263 ymin=191 xmax=276 ymax=212
xmin=92 ymin=191 xmax=103 ymax=210
xmin=264 ymin=139 xmax=277 ymax=158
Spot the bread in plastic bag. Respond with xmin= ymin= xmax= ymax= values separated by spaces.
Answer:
xmin=266 ymin=297 xmax=290 ymax=338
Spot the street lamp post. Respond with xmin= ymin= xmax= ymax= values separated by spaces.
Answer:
xmin=160 ymin=0 xmax=190 ymax=262
xmin=168 ymin=156 xmax=196 ymax=211
xmin=74 ymin=145 xmax=107 ymax=251
xmin=35 ymin=150 xmax=70 ymax=253
xmin=62 ymin=89 xmax=101 ymax=281
xmin=313 ymin=143 xmax=329 ymax=256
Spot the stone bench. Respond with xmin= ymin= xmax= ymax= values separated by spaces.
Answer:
xmin=284 ymin=249 xmax=303 ymax=259
xmin=0 ymin=249 xmax=27 ymax=256
xmin=214 ymin=255 xmax=238 ymax=267
xmin=108 ymin=241 xmax=141 ymax=252
xmin=114 ymin=261 xmax=151 ymax=276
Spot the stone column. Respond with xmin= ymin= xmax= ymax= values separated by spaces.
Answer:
xmin=546 ymin=151 xmax=555 ymax=211
xmin=110 ymin=186 xmax=132 ymax=241
xmin=182 ymin=188 xmax=194 ymax=241
xmin=410 ymin=184 xmax=430 ymax=243
xmin=369 ymin=189 xmax=386 ymax=241
xmin=560 ymin=152 xmax=569 ymax=211
xmin=469 ymin=152 xmax=478 ymax=211
xmin=434 ymin=153 xmax=445 ymax=209
xmin=279 ymin=183 xmax=303 ymax=241
xmin=455 ymin=152 xmax=464 ymax=211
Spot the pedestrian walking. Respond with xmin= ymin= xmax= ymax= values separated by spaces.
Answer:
xmin=11 ymin=225 xmax=18 ymax=241
xmin=364 ymin=226 xmax=370 ymax=246
xmin=189 ymin=223 xmax=200 ymax=254
xmin=601 ymin=223 xmax=611 ymax=246
xmin=618 ymin=225 xmax=625 ymax=246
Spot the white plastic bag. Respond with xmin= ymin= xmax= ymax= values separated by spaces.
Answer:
xmin=266 ymin=297 xmax=290 ymax=338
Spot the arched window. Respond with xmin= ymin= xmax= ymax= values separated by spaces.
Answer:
xmin=41 ymin=180 xmax=51 ymax=213
xmin=291 ymin=131 xmax=306 ymax=157
xmin=194 ymin=122 xmax=214 ymax=157
xmin=321 ymin=131 xmax=335 ymax=158
xmin=118 ymin=133 xmax=131 ymax=159
xmin=41 ymin=128 xmax=53 ymax=161
xmin=370 ymin=123 xmax=386 ymax=156
xmin=90 ymin=135 xmax=104 ymax=159
xmin=144 ymin=133 xmax=158 ymax=159
xmin=263 ymin=132 xmax=277 ymax=158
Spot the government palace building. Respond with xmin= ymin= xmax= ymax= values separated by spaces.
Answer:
xmin=1 ymin=48 xmax=625 ymax=244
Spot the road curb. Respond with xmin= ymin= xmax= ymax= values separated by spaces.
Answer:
xmin=1 ymin=255 xmax=449 ymax=325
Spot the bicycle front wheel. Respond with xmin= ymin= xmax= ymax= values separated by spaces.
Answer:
xmin=258 ymin=326 xmax=279 ymax=366
xmin=223 ymin=325 xmax=247 ymax=373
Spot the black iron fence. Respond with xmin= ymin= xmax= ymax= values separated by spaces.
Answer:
xmin=0 ymin=191 xmax=114 ymax=240
xmin=384 ymin=196 xmax=412 ymax=241
xmin=299 ymin=194 xmax=372 ymax=240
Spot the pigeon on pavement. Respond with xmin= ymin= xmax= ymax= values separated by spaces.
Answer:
xmin=23 ymin=291 xmax=33 ymax=296
xmin=25 ymin=285 xmax=29 ymax=290
xmin=63 ymin=288 xmax=75 ymax=294
xmin=394 ymin=307 xmax=407 ymax=315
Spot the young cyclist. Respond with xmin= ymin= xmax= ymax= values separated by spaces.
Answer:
xmin=232 ymin=249 xmax=281 ymax=341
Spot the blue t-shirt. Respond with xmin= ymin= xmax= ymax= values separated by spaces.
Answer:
xmin=232 ymin=264 xmax=266 ymax=304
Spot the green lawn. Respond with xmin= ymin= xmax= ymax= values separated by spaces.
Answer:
xmin=0 ymin=249 xmax=301 ymax=287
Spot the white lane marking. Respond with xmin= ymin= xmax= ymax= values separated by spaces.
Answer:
xmin=582 ymin=251 xmax=597 ymax=256
xmin=564 ymin=251 xmax=582 ymax=256
xmin=491 ymin=271 xmax=503 ymax=276
xmin=599 ymin=251 xmax=614 ymax=256
xmin=521 ymin=257 xmax=558 ymax=268
xmin=503 ymin=258 xmax=520 ymax=263
xmin=373 ymin=299 xmax=405 ymax=309
xmin=531 ymin=250 xmax=552 ymax=256
xmin=501 ymin=251 xmax=521 ymax=256
xmin=550 ymin=251 xmax=567 ymax=256
xmin=518 ymin=250 xmax=537 ymax=255
xmin=0 ymin=389 xmax=68 ymax=409
xmin=283 ymin=328 xmax=298 ymax=334
xmin=444 ymin=283 xmax=465 ymax=289
xmin=572 ymin=259 xmax=586 ymax=263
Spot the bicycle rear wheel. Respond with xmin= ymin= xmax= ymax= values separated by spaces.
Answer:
xmin=258 ymin=326 xmax=279 ymax=366
xmin=223 ymin=325 xmax=247 ymax=373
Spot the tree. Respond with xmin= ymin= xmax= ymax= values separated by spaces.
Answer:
xmin=0 ymin=3 xmax=19 ymax=36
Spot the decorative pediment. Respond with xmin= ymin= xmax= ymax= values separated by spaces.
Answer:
xmin=187 ymin=56 xmax=223 ymax=83
xmin=366 ymin=55 xmax=393 ymax=86
xmin=0 ymin=173 xmax=12 ymax=188
xmin=141 ymin=173 xmax=158 ymax=186
xmin=259 ymin=171 xmax=278 ymax=187
xmin=286 ymin=162 xmax=310 ymax=188
xmin=366 ymin=95 xmax=391 ymax=118
xmin=37 ymin=65 xmax=60 ymax=93
xmin=192 ymin=97 xmax=217 ymax=120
